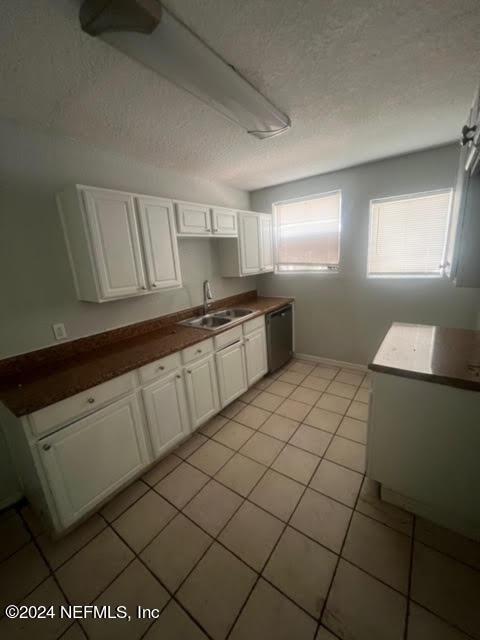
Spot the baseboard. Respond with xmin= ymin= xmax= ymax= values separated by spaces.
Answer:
xmin=294 ymin=352 xmax=368 ymax=372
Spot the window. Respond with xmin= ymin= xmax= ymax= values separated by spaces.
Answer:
xmin=274 ymin=191 xmax=341 ymax=272
xmin=367 ymin=189 xmax=453 ymax=277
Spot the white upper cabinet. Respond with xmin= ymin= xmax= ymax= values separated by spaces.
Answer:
xmin=217 ymin=211 xmax=274 ymax=277
xmin=175 ymin=201 xmax=212 ymax=235
xmin=239 ymin=212 xmax=262 ymax=274
xmin=136 ymin=196 xmax=182 ymax=291
xmin=211 ymin=208 xmax=237 ymax=236
xmin=260 ymin=214 xmax=274 ymax=272
xmin=82 ymin=187 xmax=147 ymax=299
xmin=58 ymin=186 xmax=182 ymax=302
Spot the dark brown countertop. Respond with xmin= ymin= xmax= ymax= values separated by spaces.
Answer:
xmin=0 ymin=294 xmax=293 ymax=417
xmin=369 ymin=322 xmax=480 ymax=392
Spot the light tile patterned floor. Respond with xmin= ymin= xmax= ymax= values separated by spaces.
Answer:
xmin=1 ymin=360 xmax=480 ymax=640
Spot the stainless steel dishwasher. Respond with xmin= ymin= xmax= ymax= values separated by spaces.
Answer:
xmin=266 ymin=304 xmax=293 ymax=372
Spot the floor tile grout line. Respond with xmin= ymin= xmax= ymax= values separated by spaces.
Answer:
xmin=169 ymin=416 xmax=301 ymax=640
xmin=14 ymin=506 xmax=82 ymax=639
xmin=403 ymin=515 xmax=416 ymax=640
xmin=0 ymin=383 xmax=364 ymax=615
xmin=91 ymin=425 xmax=450 ymax=632
xmin=110 ymin=519 xmax=216 ymax=640
xmin=407 ymin=596 xmax=478 ymax=640
xmin=224 ymin=428 xmax=334 ymax=638
xmin=2 ymin=371 xmax=472 ymax=638
xmin=4 ymin=372 xmax=471 ymax=638
xmin=76 ymin=555 xmax=141 ymax=639
xmin=136 ymin=428 xmax=290 ymax=640
xmin=146 ymin=434 xmax=480 ymax=578
xmin=169 ymin=401 xmax=369 ymax=534
xmin=315 ymin=454 xmax=367 ymax=638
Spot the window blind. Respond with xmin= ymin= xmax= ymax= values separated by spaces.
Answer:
xmin=274 ymin=191 xmax=341 ymax=272
xmin=367 ymin=190 xmax=452 ymax=276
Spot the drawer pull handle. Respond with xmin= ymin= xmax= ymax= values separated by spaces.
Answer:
xmin=140 ymin=286 xmax=147 ymax=290
xmin=42 ymin=444 xmax=51 ymax=451
xmin=87 ymin=397 xmax=95 ymax=404
xmin=152 ymin=283 xmax=157 ymax=288
xmin=176 ymin=374 xmax=181 ymax=379
xmin=158 ymin=365 xmax=165 ymax=371
xmin=187 ymin=370 xmax=192 ymax=374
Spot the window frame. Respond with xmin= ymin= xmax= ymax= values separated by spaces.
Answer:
xmin=366 ymin=188 xmax=454 ymax=280
xmin=272 ymin=189 xmax=342 ymax=275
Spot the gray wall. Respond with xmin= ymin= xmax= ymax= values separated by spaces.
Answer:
xmin=251 ymin=145 xmax=480 ymax=365
xmin=0 ymin=119 xmax=252 ymax=358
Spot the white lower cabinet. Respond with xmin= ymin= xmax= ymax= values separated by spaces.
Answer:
xmin=142 ymin=371 xmax=190 ymax=458
xmin=38 ymin=393 xmax=149 ymax=528
xmin=12 ymin=313 xmax=276 ymax=533
xmin=184 ymin=354 xmax=220 ymax=429
xmin=216 ymin=341 xmax=248 ymax=408
xmin=244 ymin=327 xmax=268 ymax=385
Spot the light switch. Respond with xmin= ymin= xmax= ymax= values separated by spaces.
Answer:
xmin=52 ymin=323 xmax=67 ymax=340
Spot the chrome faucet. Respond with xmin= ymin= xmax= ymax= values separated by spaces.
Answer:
xmin=203 ymin=280 xmax=214 ymax=315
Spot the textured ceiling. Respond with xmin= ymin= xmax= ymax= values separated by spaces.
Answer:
xmin=1 ymin=0 xmax=480 ymax=190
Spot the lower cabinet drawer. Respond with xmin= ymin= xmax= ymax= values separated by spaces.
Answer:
xmin=138 ymin=352 xmax=181 ymax=384
xmin=38 ymin=393 xmax=150 ymax=529
xmin=243 ymin=315 xmax=265 ymax=335
xmin=214 ymin=325 xmax=243 ymax=350
xmin=29 ymin=371 xmax=137 ymax=437
xmin=182 ymin=338 xmax=213 ymax=365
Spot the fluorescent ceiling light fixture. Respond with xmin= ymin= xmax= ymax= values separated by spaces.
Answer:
xmin=80 ymin=0 xmax=291 ymax=139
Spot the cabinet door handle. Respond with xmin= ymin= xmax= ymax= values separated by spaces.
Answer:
xmin=245 ymin=338 xmax=250 ymax=342
xmin=176 ymin=374 xmax=181 ymax=379
xmin=196 ymin=349 xmax=202 ymax=354
xmin=42 ymin=444 xmax=51 ymax=451
xmin=151 ymin=283 xmax=157 ymax=288
xmin=158 ymin=365 xmax=165 ymax=371
xmin=87 ymin=397 xmax=95 ymax=404
xmin=187 ymin=370 xmax=192 ymax=374
xmin=140 ymin=286 xmax=147 ymax=290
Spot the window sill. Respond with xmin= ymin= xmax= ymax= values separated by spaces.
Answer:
xmin=366 ymin=274 xmax=444 ymax=280
xmin=274 ymin=269 xmax=340 ymax=276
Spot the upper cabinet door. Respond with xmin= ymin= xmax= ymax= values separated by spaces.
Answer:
xmin=82 ymin=188 xmax=147 ymax=299
xmin=175 ymin=202 xmax=211 ymax=235
xmin=260 ymin=214 xmax=274 ymax=272
xmin=136 ymin=196 xmax=182 ymax=291
xmin=239 ymin=213 xmax=261 ymax=274
xmin=211 ymin=208 xmax=238 ymax=236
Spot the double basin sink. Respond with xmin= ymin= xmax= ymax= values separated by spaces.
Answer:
xmin=180 ymin=308 xmax=255 ymax=331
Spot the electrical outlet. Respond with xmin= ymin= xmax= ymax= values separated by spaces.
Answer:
xmin=52 ymin=323 xmax=67 ymax=340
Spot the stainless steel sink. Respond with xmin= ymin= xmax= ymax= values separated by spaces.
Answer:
xmin=182 ymin=315 xmax=232 ymax=330
xmin=179 ymin=307 xmax=255 ymax=331
xmin=215 ymin=308 xmax=254 ymax=319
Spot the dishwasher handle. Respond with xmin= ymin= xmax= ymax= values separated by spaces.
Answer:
xmin=267 ymin=304 xmax=292 ymax=321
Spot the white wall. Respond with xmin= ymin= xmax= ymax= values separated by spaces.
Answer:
xmin=0 ymin=119 xmax=252 ymax=358
xmin=251 ymin=144 xmax=480 ymax=365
